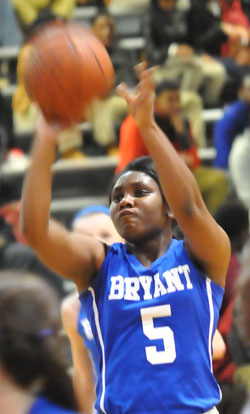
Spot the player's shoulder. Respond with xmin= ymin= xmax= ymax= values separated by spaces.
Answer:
xmin=168 ymin=238 xmax=184 ymax=255
xmin=105 ymin=242 xmax=124 ymax=257
xmin=98 ymin=242 xmax=125 ymax=275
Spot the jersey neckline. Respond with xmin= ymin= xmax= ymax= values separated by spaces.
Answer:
xmin=121 ymin=238 xmax=178 ymax=271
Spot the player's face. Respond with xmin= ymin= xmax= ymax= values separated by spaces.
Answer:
xmin=110 ymin=171 xmax=169 ymax=242
xmin=73 ymin=213 xmax=123 ymax=245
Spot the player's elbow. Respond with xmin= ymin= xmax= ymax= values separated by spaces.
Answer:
xmin=20 ymin=218 xmax=45 ymax=250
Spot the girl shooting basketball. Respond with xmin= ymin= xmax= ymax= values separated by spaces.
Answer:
xmin=21 ymin=63 xmax=230 ymax=413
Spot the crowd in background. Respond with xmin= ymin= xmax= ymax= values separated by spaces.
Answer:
xmin=1 ymin=1 xmax=250 ymax=414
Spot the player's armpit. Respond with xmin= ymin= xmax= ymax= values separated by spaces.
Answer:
xmin=35 ymin=220 xmax=106 ymax=292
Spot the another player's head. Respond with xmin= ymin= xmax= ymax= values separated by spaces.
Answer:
xmin=0 ymin=271 xmax=77 ymax=410
xmin=72 ymin=205 xmax=122 ymax=245
xmin=155 ymin=79 xmax=181 ymax=118
xmin=91 ymin=11 xmax=115 ymax=48
xmin=214 ymin=200 xmax=249 ymax=254
xmin=110 ymin=156 xmax=173 ymax=242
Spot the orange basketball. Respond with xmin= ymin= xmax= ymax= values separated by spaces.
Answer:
xmin=23 ymin=21 xmax=115 ymax=126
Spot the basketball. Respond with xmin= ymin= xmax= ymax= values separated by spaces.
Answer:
xmin=23 ymin=21 xmax=115 ymax=126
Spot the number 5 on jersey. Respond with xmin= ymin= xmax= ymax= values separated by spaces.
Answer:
xmin=140 ymin=304 xmax=176 ymax=365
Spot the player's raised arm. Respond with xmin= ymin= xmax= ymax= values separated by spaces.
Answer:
xmin=20 ymin=116 xmax=105 ymax=292
xmin=117 ymin=64 xmax=230 ymax=286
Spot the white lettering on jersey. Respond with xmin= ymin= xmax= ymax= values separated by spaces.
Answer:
xmin=154 ymin=273 xmax=168 ymax=298
xmin=108 ymin=275 xmax=124 ymax=299
xmin=108 ymin=264 xmax=193 ymax=301
xmin=163 ymin=267 xmax=184 ymax=293
xmin=139 ymin=276 xmax=153 ymax=300
xmin=124 ymin=277 xmax=140 ymax=301
xmin=179 ymin=264 xmax=193 ymax=289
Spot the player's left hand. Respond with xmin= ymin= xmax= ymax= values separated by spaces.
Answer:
xmin=116 ymin=62 xmax=156 ymax=130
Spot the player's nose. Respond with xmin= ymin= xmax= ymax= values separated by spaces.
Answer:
xmin=119 ymin=193 xmax=134 ymax=208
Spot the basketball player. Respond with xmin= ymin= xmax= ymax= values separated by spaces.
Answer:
xmin=61 ymin=205 xmax=122 ymax=414
xmin=21 ymin=63 xmax=230 ymax=413
xmin=63 ymin=205 xmax=225 ymax=413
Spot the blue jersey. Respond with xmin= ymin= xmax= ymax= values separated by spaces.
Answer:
xmin=79 ymin=239 xmax=224 ymax=414
xmin=77 ymin=302 xmax=100 ymax=380
xmin=28 ymin=396 xmax=78 ymax=414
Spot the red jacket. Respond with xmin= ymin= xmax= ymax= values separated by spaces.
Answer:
xmin=116 ymin=115 xmax=201 ymax=173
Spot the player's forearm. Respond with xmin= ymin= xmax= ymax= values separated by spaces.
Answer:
xmin=138 ymin=121 xmax=204 ymax=218
xmin=73 ymin=372 xmax=95 ymax=414
xmin=20 ymin=133 xmax=57 ymax=247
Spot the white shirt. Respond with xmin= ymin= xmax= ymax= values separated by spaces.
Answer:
xmin=229 ymin=128 xmax=250 ymax=209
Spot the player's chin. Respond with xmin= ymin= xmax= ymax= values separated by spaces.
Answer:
xmin=119 ymin=225 xmax=144 ymax=243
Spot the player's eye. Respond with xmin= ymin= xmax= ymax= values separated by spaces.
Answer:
xmin=134 ymin=189 xmax=148 ymax=197
xmin=112 ymin=193 xmax=123 ymax=203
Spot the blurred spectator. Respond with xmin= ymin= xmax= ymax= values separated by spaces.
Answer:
xmin=188 ymin=0 xmax=228 ymax=57
xmin=220 ymin=0 xmax=250 ymax=55
xmin=229 ymin=271 xmax=250 ymax=368
xmin=221 ymin=258 xmax=250 ymax=413
xmin=144 ymin=0 xmax=226 ymax=106
xmin=212 ymin=200 xmax=249 ymax=413
xmin=220 ymin=0 xmax=250 ymax=93
xmin=187 ymin=0 xmax=250 ymax=103
xmin=0 ymin=212 xmax=67 ymax=298
xmin=229 ymin=127 xmax=250 ymax=209
xmin=177 ymin=89 xmax=206 ymax=148
xmin=12 ymin=0 xmax=77 ymax=35
xmin=91 ymin=11 xmax=133 ymax=86
xmin=242 ymin=0 xmax=250 ymax=21
xmin=71 ymin=204 xmax=122 ymax=243
xmin=0 ymin=201 xmax=30 ymax=244
xmin=144 ymin=0 xmax=202 ymax=90
xmin=116 ymin=79 xmax=228 ymax=214
xmin=0 ymin=271 xmax=79 ymax=414
xmin=214 ymin=298 xmax=237 ymax=411
xmin=214 ymin=200 xmax=249 ymax=316
xmin=86 ymin=11 xmax=132 ymax=154
xmin=213 ymin=74 xmax=250 ymax=169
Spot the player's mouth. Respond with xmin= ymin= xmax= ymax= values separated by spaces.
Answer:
xmin=119 ymin=209 xmax=136 ymax=219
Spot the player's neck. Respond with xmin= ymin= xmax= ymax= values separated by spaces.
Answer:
xmin=126 ymin=229 xmax=172 ymax=268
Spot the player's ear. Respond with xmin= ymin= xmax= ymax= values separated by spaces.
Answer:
xmin=167 ymin=210 xmax=175 ymax=220
xmin=164 ymin=200 xmax=175 ymax=220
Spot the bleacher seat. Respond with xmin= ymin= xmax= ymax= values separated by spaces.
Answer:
xmin=0 ymin=156 xmax=117 ymax=225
